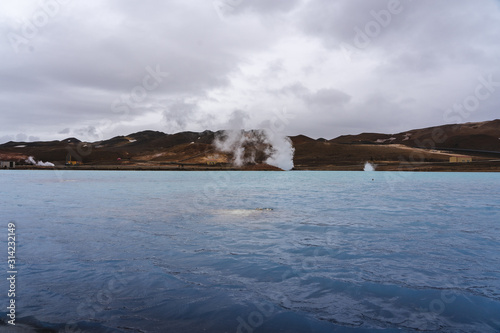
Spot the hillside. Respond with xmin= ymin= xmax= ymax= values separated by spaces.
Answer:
xmin=1 ymin=120 xmax=499 ymax=171
xmin=331 ymin=120 xmax=500 ymax=152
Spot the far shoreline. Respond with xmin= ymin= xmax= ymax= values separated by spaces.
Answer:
xmin=4 ymin=161 xmax=500 ymax=172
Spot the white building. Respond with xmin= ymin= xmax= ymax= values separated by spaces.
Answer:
xmin=0 ymin=161 xmax=16 ymax=169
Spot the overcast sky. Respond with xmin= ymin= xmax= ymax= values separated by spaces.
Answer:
xmin=1 ymin=0 xmax=500 ymax=143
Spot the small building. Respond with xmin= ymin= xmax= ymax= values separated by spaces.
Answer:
xmin=66 ymin=154 xmax=81 ymax=166
xmin=449 ymin=155 xmax=472 ymax=163
xmin=0 ymin=161 xmax=16 ymax=169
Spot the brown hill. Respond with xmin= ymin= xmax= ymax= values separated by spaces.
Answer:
xmin=289 ymin=134 xmax=316 ymax=145
xmin=1 ymin=119 xmax=499 ymax=171
xmin=330 ymin=119 xmax=500 ymax=153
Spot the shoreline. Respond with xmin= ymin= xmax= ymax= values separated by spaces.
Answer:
xmin=4 ymin=160 xmax=500 ymax=172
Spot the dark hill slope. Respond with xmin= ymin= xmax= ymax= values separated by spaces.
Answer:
xmin=330 ymin=119 xmax=500 ymax=152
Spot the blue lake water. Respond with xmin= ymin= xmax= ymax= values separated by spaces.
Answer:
xmin=1 ymin=170 xmax=500 ymax=332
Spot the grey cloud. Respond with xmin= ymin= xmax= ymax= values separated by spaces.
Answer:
xmin=16 ymin=133 xmax=27 ymax=142
xmin=386 ymin=52 xmax=440 ymax=73
xmin=300 ymin=0 xmax=500 ymax=69
xmin=265 ymin=59 xmax=286 ymax=76
xmin=163 ymin=100 xmax=198 ymax=132
xmin=0 ymin=135 xmax=14 ymax=143
xmin=274 ymin=82 xmax=310 ymax=98
xmin=242 ymin=0 xmax=302 ymax=14
xmin=219 ymin=0 xmax=302 ymax=16
xmin=300 ymin=0 xmax=395 ymax=47
xmin=1 ymin=1 xmax=500 ymax=143
xmin=75 ymin=126 xmax=100 ymax=140
xmin=287 ymin=93 xmax=411 ymax=139
xmin=0 ymin=1 xmax=275 ymax=138
xmin=305 ymin=88 xmax=351 ymax=107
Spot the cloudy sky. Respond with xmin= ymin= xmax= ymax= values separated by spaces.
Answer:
xmin=1 ymin=0 xmax=500 ymax=143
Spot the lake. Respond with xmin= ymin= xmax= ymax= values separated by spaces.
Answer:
xmin=1 ymin=170 xmax=499 ymax=332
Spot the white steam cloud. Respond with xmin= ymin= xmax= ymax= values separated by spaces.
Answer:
xmin=263 ymin=131 xmax=295 ymax=171
xmin=26 ymin=156 xmax=55 ymax=167
xmin=364 ymin=161 xmax=375 ymax=171
xmin=214 ymin=129 xmax=294 ymax=170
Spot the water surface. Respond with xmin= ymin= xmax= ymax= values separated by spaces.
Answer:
xmin=1 ymin=170 xmax=499 ymax=332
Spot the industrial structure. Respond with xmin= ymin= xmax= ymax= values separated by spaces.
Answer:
xmin=0 ymin=161 xmax=16 ymax=169
xmin=449 ymin=155 xmax=472 ymax=163
xmin=65 ymin=154 xmax=81 ymax=166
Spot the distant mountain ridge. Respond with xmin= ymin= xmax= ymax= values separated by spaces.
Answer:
xmin=331 ymin=119 xmax=500 ymax=152
xmin=1 ymin=119 xmax=499 ymax=171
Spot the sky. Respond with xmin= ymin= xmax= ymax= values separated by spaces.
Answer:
xmin=1 ymin=0 xmax=500 ymax=143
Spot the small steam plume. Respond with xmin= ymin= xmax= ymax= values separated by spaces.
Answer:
xmin=213 ymin=129 xmax=294 ymax=170
xmin=26 ymin=156 xmax=55 ymax=167
xmin=364 ymin=161 xmax=375 ymax=171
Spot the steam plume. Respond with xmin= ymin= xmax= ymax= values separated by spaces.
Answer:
xmin=214 ymin=129 xmax=294 ymax=170
xmin=26 ymin=156 xmax=55 ymax=167
xmin=364 ymin=162 xmax=375 ymax=171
